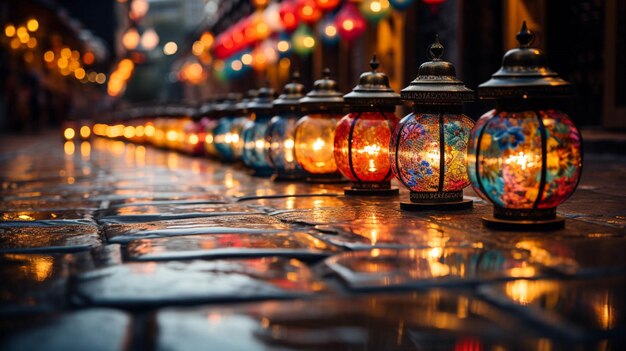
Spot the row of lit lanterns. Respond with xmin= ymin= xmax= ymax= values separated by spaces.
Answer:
xmin=83 ymin=24 xmax=582 ymax=231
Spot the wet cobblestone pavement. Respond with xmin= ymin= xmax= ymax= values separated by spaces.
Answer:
xmin=1 ymin=134 xmax=625 ymax=350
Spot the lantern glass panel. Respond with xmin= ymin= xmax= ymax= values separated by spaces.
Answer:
xmin=467 ymin=109 xmax=582 ymax=210
xmin=266 ymin=113 xmax=304 ymax=175
xmin=294 ymin=113 xmax=341 ymax=175
xmin=242 ymin=114 xmax=273 ymax=176
xmin=391 ymin=112 xmax=474 ymax=192
xmin=334 ymin=111 xmax=397 ymax=183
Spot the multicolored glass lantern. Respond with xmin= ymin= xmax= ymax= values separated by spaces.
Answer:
xmin=242 ymin=84 xmax=276 ymax=177
xmin=295 ymin=68 xmax=346 ymax=182
xmin=182 ymin=107 xmax=207 ymax=156
xmin=266 ymin=72 xmax=307 ymax=181
xmin=292 ymin=24 xmax=316 ymax=56
xmin=335 ymin=55 xmax=400 ymax=196
xmin=391 ymin=35 xmax=475 ymax=210
xmin=359 ymin=0 xmax=391 ymax=23
xmin=212 ymin=95 xmax=243 ymax=162
xmin=468 ymin=22 xmax=582 ymax=230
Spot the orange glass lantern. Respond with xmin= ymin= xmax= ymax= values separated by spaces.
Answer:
xmin=335 ymin=55 xmax=400 ymax=196
xmin=295 ymin=68 xmax=346 ymax=182
xmin=468 ymin=23 xmax=582 ymax=230
xmin=391 ymin=36 xmax=475 ymax=211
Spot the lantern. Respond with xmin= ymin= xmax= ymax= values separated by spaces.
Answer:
xmin=335 ymin=2 xmax=366 ymax=41
xmin=292 ymin=24 xmax=316 ymax=56
xmin=315 ymin=0 xmax=340 ymax=11
xmin=359 ymin=0 xmax=391 ymax=23
xmin=320 ymin=15 xmax=340 ymax=45
xmin=181 ymin=107 xmax=208 ymax=156
xmin=297 ymin=0 xmax=322 ymax=24
xmin=279 ymin=1 xmax=299 ymax=32
xmin=468 ymin=22 xmax=582 ymax=230
xmin=266 ymin=71 xmax=307 ymax=181
xmin=230 ymin=90 xmax=258 ymax=161
xmin=295 ymin=68 xmax=346 ymax=182
xmin=391 ymin=35 xmax=475 ymax=210
xmin=197 ymin=102 xmax=220 ymax=158
xmin=242 ymin=84 xmax=276 ymax=177
xmin=335 ymin=55 xmax=400 ymax=196
xmin=212 ymin=95 xmax=243 ymax=162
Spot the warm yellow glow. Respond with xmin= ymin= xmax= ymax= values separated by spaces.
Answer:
xmin=205 ymin=134 xmax=213 ymax=144
xmin=241 ymin=53 xmax=253 ymax=65
xmin=64 ymin=141 xmax=75 ymax=155
xmin=135 ymin=125 xmax=145 ymax=137
xmin=80 ymin=126 xmax=91 ymax=138
xmin=342 ymin=19 xmax=354 ymax=31
xmin=5 ymin=24 xmax=16 ymax=37
xmin=64 ymin=128 xmax=75 ymax=140
xmin=312 ymin=138 xmax=325 ymax=151
xmin=18 ymin=31 xmax=29 ymax=44
xmin=26 ymin=37 xmax=37 ymax=48
xmin=74 ymin=68 xmax=86 ymax=80
xmin=189 ymin=134 xmax=199 ymax=145
xmin=141 ymin=29 xmax=159 ymax=50
xmin=303 ymin=36 xmax=315 ymax=48
xmin=370 ymin=1 xmax=382 ymax=12
xmin=324 ymin=25 xmax=337 ymax=37
xmin=277 ymin=40 xmax=290 ymax=52
xmin=27 ymin=19 xmax=39 ymax=32
xmin=256 ymin=22 xmax=269 ymax=37
xmin=200 ymin=32 xmax=214 ymax=47
xmin=10 ymin=38 xmax=20 ymax=49
xmin=279 ymin=57 xmax=290 ymax=69
xmin=231 ymin=59 xmax=243 ymax=71
xmin=124 ymin=126 xmax=136 ymax=139
xmin=505 ymin=151 xmax=534 ymax=170
xmin=130 ymin=0 xmax=149 ymax=19
xmin=122 ymin=28 xmax=140 ymax=50
xmin=80 ymin=142 xmax=91 ymax=158
xmin=192 ymin=41 xmax=205 ymax=56
xmin=17 ymin=26 xmax=28 ymax=41
xmin=302 ymin=5 xmax=313 ymax=16
xmin=166 ymin=130 xmax=178 ymax=142
xmin=144 ymin=124 xmax=155 ymax=137
xmin=163 ymin=41 xmax=178 ymax=55
xmin=95 ymin=73 xmax=106 ymax=84
xmin=43 ymin=50 xmax=54 ymax=62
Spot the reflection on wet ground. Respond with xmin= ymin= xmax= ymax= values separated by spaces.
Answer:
xmin=0 ymin=135 xmax=625 ymax=350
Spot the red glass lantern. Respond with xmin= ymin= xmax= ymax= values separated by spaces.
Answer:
xmin=335 ymin=55 xmax=400 ymax=196
xmin=279 ymin=1 xmax=300 ymax=32
xmin=335 ymin=2 xmax=366 ymax=41
xmin=297 ymin=0 xmax=322 ymax=24
xmin=315 ymin=0 xmax=340 ymax=11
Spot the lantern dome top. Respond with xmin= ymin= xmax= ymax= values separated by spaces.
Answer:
xmin=247 ymin=82 xmax=275 ymax=114
xmin=344 ymin=54 xmax=401 ymax=107
xmin=273 ymin=71 xmax=305 ymax=111
xmin=478 ymin=21 xmax=572 ymax=99
xmin=213 ymin=93 xmax=241 ymax=117
xmin=401 ymin=35 xmax=474 ymax=104
xmin=299 ymin=68 xmax=345 ymax=113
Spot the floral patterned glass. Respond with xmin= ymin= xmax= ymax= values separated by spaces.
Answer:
xmin=266 ymin=112 xmax=305 ymax=178
xmin=294 ymin=113 xmax=342 ymax=175
xmin=334 ymin=111 xmax=398 ymax=184
xmin=390 ymin=112 xmax=474 ymax=197
xmin=467 ymin=109 xmax=582 ymax=210
xmin=242 ymin=113 xmax=273 ymax=176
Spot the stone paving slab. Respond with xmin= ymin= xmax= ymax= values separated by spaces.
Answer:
xmin=70 ymin=257 xmax=326 ymax=308
xmin=154 ymin=292 xmax=599 ymax=351
xmin=0 ymin=220 xmax=101 ymax=253
xmin=0 ymin=309 xmax=132 ymax=351
xmin=125 ymin=232 xmax=338 ymax=262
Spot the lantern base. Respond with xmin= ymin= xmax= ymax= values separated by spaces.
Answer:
xmin=400 ymin=199 xmax=473 ymax=211
xmin=305 ymin=173 xmax=349 ymax=184
xmin=483 ymin=207 xmax=565 ymax=231
xmin=344 ymin=187 xmax=399 ymax=196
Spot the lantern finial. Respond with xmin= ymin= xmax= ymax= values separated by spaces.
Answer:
xmin=516 ymin=21 xmax=534 ymax=48
xmin=369 ymin=54 xmax=379 ymax=71
xmin=428 ymin=34 xmax=444 ymax=60
xmin=323 ymin=67 xmax=331 ymax=79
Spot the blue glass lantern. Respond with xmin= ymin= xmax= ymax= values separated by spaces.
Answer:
xmin=266 ymin=72 xmax=307 ymax=181
xmin=242 ymin=84 xmax=276 ymax=177
xmin=212 ymin=95 xmax=243 ymax=162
